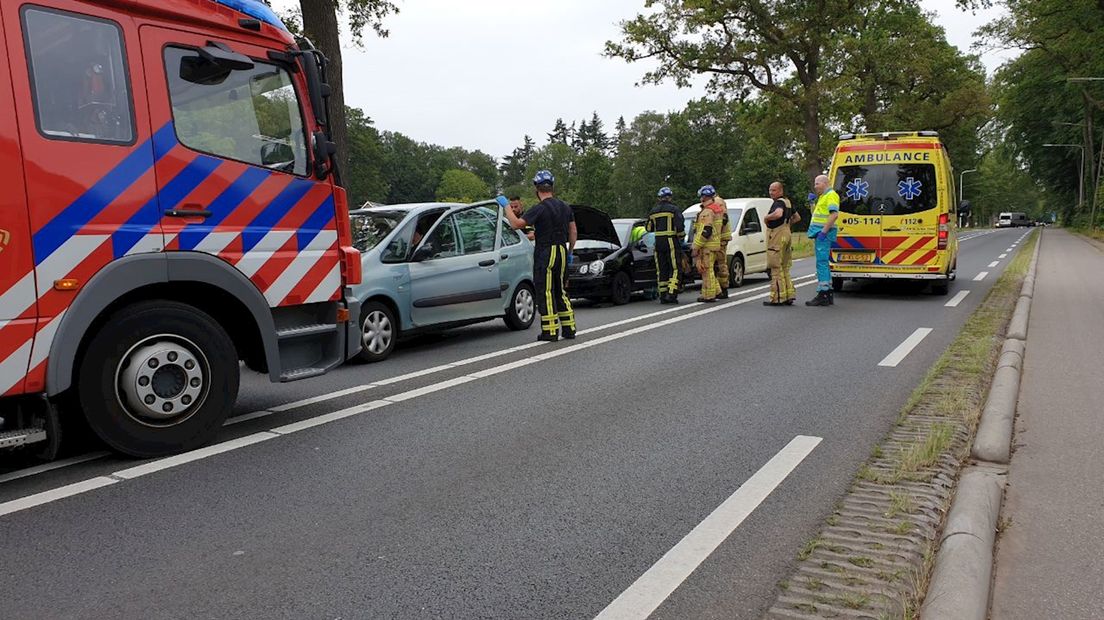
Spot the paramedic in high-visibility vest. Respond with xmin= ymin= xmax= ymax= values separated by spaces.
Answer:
xmin=806 ymin=174 xmax=839 ymax=307
xmin=502 ymin=171 xmax=578 ymax=341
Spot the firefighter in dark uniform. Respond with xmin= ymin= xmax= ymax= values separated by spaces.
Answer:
xmin=501 ymin=171 xmax=578 ymax=341
xmin=646 ymin=187 xmax=686 ymax=304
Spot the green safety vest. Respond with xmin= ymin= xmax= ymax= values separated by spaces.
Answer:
xmin=812 ymin=189 xmax=840 ymax=227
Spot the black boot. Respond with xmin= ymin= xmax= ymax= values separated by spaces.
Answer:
xmin=717 ymin=287 xmax=729 ymax=300
xmin=827 ymin=290 xmax=835 ymax=305
xmin=537 ymin=332 xmax=559 ymax=342
xmin=805 ymin=291 xmax=831 ymax=307
xmin=561 ymin=327 xmax=576 ymax=340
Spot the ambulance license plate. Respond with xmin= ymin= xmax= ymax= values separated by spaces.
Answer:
xmin=837 ymin=252 xmax=874 ymax=263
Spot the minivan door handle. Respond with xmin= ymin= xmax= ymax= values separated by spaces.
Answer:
xmin=478 ymin=259 xmax=496 ymax=267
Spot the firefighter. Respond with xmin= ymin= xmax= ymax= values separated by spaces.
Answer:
xmin=501 ymin=171 xmax=578 ymax=340
xmin=692 ymin=185 xmax=722 ymax=303
xmin=763 ymin=181 xmax=799 ymax=305
xmin=646 ymin=187 xmax=686 ymax=304
xmin=710 ymin=195 xmax=732 ymax=299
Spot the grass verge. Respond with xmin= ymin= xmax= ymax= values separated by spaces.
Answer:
xmin=768 ymin=230 xmax=1038 ymax=619
xmin=792 ymin=235 xmax=814 ymax=259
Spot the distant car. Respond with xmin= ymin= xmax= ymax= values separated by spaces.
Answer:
xmin=349 ymin=201 xmax=535 ymax=362
xmin=566 ymin=206 xmax=658 ymax=305
xmin=682 ymin=198 xmax=771 ymax=287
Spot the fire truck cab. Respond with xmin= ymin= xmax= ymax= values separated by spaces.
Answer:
xmin=0 ymin=0 xmax=362 ymax=458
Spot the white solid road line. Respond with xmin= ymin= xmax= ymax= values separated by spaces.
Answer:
xmin=878 ymin=328 xmax=934 ymax=368
xmin=0 ymin=476 xmax=117 ymax=518
xmin=988 ymin=261 xmax=1000 ymax=268
xmin=945 ymin=290 xmax=971 ymax=308
xmin=112 ymin=432 xmax=278 ymax=480
xmin=0 ymin=451 xmax=110 ymax=485
xmin=593 ymin=435 xmax=823 ymax=620
xmin=974 ymin=272 xmax=989 ymax=281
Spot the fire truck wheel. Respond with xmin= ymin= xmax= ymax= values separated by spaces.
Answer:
xmin=78 ymin=301 xmax=238 ymax=458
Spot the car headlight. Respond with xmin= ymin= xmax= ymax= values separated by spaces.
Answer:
xmin=589 ymin=260 xmax=605 ymax=276
xmin=578 ymin=263 xmax=590 ymax=275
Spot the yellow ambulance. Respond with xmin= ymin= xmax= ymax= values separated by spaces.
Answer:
xmin=828 ymin=131 xmax=959 ymax=294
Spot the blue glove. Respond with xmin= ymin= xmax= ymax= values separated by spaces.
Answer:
xmin=807 ymin=192 xmax=817 ymax=204
xmin=816 ymin=231 xmax=828 ymax=241
xmin=567 ymin=253 xmax=574 ymax=266
xmin=495 ymin=195 xmax=509 ymax=208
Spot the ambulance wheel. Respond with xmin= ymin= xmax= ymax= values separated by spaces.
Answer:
xmin=931 ymin=279 xmax=950 ymax=295
xmin=504 ymin=283 xmax=536 ymax=331
xmin=729 ymin=256 xmax=745 ymax=287
xmin=832 ymin=277 xmax=844 ymax=292
xmin=78 ymin=301 xmax=238 ymax=458
xmin=611 ymin=271 xmax=633 ymax=305
xmin=357 ymin=301 xmax=398 ymax=363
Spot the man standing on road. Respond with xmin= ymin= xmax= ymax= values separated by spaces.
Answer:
xmin=692 ymin=185 xmax=723 ymax=303
xmin=764 ymin=181 xmax=799 ymax=306
xmin=502 ymin=171 xmax=577 ymax=341
xmin=806 ymin=174 xmax=839 ymax=307
xmin=646 ymin=187 xmax=685 ymax=304
xmin=508 ymin=195 xmax=535 ymax=241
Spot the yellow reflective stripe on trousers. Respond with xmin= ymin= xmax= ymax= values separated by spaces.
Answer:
xmin=557 ymin=246 xmax=575 ymax=328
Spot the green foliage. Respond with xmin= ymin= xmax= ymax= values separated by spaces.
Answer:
xmin=435 ymin=169 xmax=489 ymax=203
xmin=981 ymin=0 xmax=1104 ymax=226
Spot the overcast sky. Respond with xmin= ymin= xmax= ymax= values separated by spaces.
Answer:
xmin=273 ymin=0 xmax=1016 ymax=159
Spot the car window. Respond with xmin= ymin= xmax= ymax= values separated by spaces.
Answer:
xmin=743 ymin=208 xmax=761 ymax=234
xmin=22 ymin=7 xmax=134 ymax=144
xmin=424 ymin=215 xmax=460 ymax=259
xmin=455 ymin=209 xmax=497 ymax=255
xmin=351 ymin=212 xmax=405 ymax=253
xmin=835 ymin=163 xmax=938 ymax=215
xmin=164 ymin=46 xmax=309 ymax=176
xmin=499 ymin=218 xmax=522 ymax=246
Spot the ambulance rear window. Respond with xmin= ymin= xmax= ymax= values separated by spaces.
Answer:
xmin=834 ymin=164 xmax=938 ymax=216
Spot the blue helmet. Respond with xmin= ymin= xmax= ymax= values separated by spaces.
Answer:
xmin=657 ymin=187 xmax=673 ymax=199
xmin=698 ymin=185 xmax=717 ymax=198
xmin=533 ymin=170 xmax=555 ymax=186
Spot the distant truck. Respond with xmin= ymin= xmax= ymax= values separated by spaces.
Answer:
xmin=997 ymin=212 xmax=1031 ymax=228
xmin=0 ymin=0 xmax=362 ymax=458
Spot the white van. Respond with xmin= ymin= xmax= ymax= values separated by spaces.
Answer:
xmin=997 ymin=212 xmax=1030 ymax=228
xmin=683 ymin=198 xmax=772 ymax=287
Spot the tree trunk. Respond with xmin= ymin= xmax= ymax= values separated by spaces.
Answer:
xmin=300 ymin=0 xmax=349 ymax=185
xmin=803 ymin=98 xmax=823 ymax=182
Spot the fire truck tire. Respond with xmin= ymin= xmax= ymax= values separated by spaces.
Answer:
xmin=77 ymin=301 xmax=239 ymax=458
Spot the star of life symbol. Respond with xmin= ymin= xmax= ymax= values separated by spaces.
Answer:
xmin=845 ymin=178 xmax=869 ymax=201
xmin=898 ymin=177 xmax=923 ymax=200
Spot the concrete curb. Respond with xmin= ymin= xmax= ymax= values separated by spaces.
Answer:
xmin=921 ymin=466 xmax=1007 ymax=620
xmin=925 ymin=229 xmax=1041 ymax=619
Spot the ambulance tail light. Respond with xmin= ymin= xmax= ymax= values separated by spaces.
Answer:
xmin=938 ymin=213 xmax=949 ymax=250
xmin=333 ymin=187 xmax=362 ymax=286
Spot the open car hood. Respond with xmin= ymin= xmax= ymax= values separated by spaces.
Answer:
xmin=572 ymin=205 xmax=621 ymax=246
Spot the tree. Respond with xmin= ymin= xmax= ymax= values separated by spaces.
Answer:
xmin=435 ymin=169 xmax=490 ymax=203
xmin=548 ymin=118 xmax=570 ymax=145
xmin=292 ymin=0 xmax=398 ymax=186
xmin=606 ymin=0 xmax=865 ymax=180
xmin=344 ymin=106 xmax=389 ymax=206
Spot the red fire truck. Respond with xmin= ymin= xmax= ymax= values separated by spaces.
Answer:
xmin=0 ymin=0 xmax=362 ymax=458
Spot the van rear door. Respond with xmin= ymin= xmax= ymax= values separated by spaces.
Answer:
xmin=834 ymin=160 xmax=940 ymax=269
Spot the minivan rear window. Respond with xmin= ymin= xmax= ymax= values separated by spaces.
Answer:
xmin=835 ymin=164 xmax=938 ymax=216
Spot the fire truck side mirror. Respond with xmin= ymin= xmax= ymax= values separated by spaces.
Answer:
xmin=313 ymin=130 xmax=337 ymax=180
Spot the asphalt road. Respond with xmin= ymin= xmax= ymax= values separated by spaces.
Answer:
xmin=0 ymin=228 xmax=1030 ymax=619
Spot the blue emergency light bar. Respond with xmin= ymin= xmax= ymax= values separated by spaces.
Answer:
xmin=211 ymin=0 xmax=288 ymax=31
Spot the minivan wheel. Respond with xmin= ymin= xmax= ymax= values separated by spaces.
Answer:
xmin=611 ymin=271 xmax=633 ymax=305
xmin=504 ymin=283 xmax=536 ymax=331
xmin=357 ymin=302 xmax=398 ymax=363
xmin=78 ymin=301 xmax=238 ymax=458
xmin=729 ymin=255 xmax=745 ymax=287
